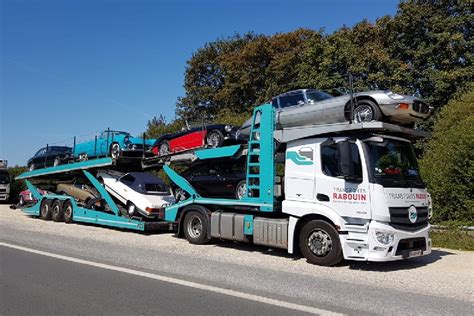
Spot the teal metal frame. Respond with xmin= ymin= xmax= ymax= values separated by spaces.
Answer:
xmin=163 ymin=104 xmax=276 ymax=222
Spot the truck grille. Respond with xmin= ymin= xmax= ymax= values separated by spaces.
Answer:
xmin=389 ymin=206 xmax=429 ymax=231
xmin=412 ymin=101 xmax=430 ymax=114
xmin=395 ymin=237 xmax=426 ymax=257
xmin=0 ymin=188 xmax=5 ymax=193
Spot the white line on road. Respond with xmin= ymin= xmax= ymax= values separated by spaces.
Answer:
xmin=0 ymin=242 xmax=344 ymax=316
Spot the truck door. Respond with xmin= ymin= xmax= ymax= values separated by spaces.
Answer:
xmin=316 ymin=139 xmax=371 ymax=219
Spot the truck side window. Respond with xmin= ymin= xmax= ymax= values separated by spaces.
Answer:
xmin=321 ymin=143 xmax=362 ymax=179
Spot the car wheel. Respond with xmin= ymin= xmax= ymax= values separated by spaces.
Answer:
xmin=51 ymin=200 xmax=63 ymax=222
xmin=235 ymin=180 xmax=247 ymax=200
xmin=110 ymin=143 xmax=121 ymax=160
xmin=353 ymin=100 xmax=382 ymax=123
xmin=63 ymin=200 xmax=73 ymax=223
xmin=19 ymin=196 xmax=25 ymax=206
xmin=40 ymin=199 xmax=52 ymax=220
xmin=53 ymin=156 xmax=61 ymax=167
xmin=98 ymin=177 xmax=105 ymax=187
xmin=183 ymin=211 xmax=210 ymax=244
xmin=158 ymin=141 xmax=170 ymax=156
xmin=174 ymin=188 xmax=188 ymax=202
xmin=127 ymin=202 xmax=137 ymax=217
xmin=299 ymin=220 xmax=343 ymax=266
xmin=29 ymin=163 xmax=35 ymax=172
xmin=206 ymin=130 xmax=224 ymax=148
xmin=78 ymin=153 xmax=88 ymax=162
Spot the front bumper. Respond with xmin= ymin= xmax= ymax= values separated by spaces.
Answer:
xmin=340 ymin=220 xmax=432 ymax=262
xmin=0 ymin=194 xmax=9 ymax=201
xmin=379 ymin=102 xmax=431 ymax=123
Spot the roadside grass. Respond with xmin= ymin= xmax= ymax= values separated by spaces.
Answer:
xmin=430 ymin=227 xmax=474 ymax=251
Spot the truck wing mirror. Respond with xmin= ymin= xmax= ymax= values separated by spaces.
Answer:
xmin=337 ymin=141 xmax=357 ymax=180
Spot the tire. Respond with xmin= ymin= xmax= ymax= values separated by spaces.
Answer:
xmin=40 ymin=199 xmax=52 ymax=220
xmin=206 ymin=130 xmax=224 ymax=148
xmin=29 ymin=163 xmax=35 ymax=172
xmin=235 ymin=180 xmax=247 ymax=200
xmin=63 ymin=200 xmax=73 ymax=223
xmin=352 ymin=99 xmax=382 ymax=123
xmin=78 ymin=153 xmax=88 ymax=162
xmin=51 ymin=199 xmax=63 ymax=222
xmin=19 ymin=195 xmax=24 ymax=206
xmin=299 ymin=220 xmax=343 ymax=266
xmin=127 ymin=202 xmax=137 ymax=217
xmin=183 ymin=211 xmax=210 ymax=244
xmin=110 ymin=142 xmax=121 ymax=160
xmin=158 ymin=141 xmax=170 ymax=156
xmin=53 ymin=156 xmax=61 ymax=167
xmin=173 ymin=187 xmax=188 ymax=202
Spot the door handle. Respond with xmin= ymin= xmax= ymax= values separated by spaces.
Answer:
xmin=316 ymin=193 xmax=330 ymax=202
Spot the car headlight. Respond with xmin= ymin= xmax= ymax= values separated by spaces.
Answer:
xmin=386 ymin=91 xmax=405 ymax=100
xmin=375 ymin=231 xmax=395 ymax=245
xmin=224 ymin=125 xmax=233 ymax=132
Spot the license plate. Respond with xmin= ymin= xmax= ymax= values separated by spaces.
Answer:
xmin=409 ymin=250 xmax=422 ymax=257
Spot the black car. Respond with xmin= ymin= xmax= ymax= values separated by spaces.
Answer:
xmin=152 ymin=124 xmax=241 ymax=157
xmin=28 ymin=146 xmax=72 ymax=171
xmin=172 ymin=159 xmax=247 ymax=200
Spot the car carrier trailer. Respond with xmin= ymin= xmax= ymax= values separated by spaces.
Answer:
xmin=16 ymin=103 xmax=433 ymax=266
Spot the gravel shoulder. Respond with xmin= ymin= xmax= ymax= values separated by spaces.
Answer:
xmin=1 ymin=204 xmax=473 ymax=314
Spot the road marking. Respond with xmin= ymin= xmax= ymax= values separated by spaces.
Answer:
xmin=1 ymin=242 xmax=343 ymax=316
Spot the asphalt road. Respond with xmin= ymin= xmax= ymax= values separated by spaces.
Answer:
xmin=1 ymin=205 xmax=473 ymax=315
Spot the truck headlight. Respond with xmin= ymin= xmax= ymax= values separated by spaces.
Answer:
xmin=386 ymin=91 xmax=405 ymax=100
xmin=225 ymin=125 xmax=233 ymax=132
xmin=375 ymin=231 xmax=395 ymax=245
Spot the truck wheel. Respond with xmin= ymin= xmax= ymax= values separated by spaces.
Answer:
xmin=110 ymin=143 xmax=121 ymax=160
xmin=206 ymin=130 xmax=224 ymax=148
xmin=353 ymin=100 xmax=382 ymax=123
xmin=299 ymin=220 xmax=343 ymax=266
xmin=183 ymin=211 xmax=209 ymax=244
xmin=40 ymin=199 xmax=52 ymax=220
xmin=63 ymin=200 xmax=73 ymax=223
xmin=51 ymin=200 xmax=63 ymax=222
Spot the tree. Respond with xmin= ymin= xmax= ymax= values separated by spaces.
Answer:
xmin=419 ymin=84 xmax=474 ymax=223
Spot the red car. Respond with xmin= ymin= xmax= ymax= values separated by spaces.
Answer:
xmin=152 ymin=124 xmax=239 ymax=156
xmin=18 ymin=189 xmax=46 ymax=206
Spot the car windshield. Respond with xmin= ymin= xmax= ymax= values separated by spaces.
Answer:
xmin=0 ymin=173 xmax=10 ymax=184
xmin=306 ymin=90 xmax=333 ymax=103
xmin=365 ymin=138 xmax=424 ymax=187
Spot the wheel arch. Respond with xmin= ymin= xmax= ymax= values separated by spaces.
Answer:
xmin=344 ymin=96 xmax=381 ymax=120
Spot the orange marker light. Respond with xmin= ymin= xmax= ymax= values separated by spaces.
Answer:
xmin=397 ymin=103 xmax=409 ymax=109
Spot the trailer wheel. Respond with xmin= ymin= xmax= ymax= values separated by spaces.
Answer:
xmin=299 ymin=220 xmax=343 ymax=266
xmin=51 ymin=200 xmax=63 ymax=222
xmin=40 ymin=199 xmax=52 ymax=220
xmin=183 ymin=211 xmax=209 ymax=244
xmin=63 ymin=200 xmax=73 ymax=223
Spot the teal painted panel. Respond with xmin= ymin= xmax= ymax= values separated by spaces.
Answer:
xmin=72 ymin=207 xmax=145 ymax=231
xmin=82 ymin=170 xmax=120 ymax=216
xmin=286 ymin=151 xmax=314 ymax=165
xmin=16 ymin=158 xmax=113 ymax=180
xmin=195 ymin=145 xmax=241 ymax=160
xmin=163 ymin=165 xmax=200 ymax=198
xmin=244 ymin=214 xmax=254 ymax=235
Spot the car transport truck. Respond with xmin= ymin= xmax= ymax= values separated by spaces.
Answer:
xmin=0 ymin=159 xmax=10 ymax=202
xmin=16 ymin=104 xmax=433 ymax=266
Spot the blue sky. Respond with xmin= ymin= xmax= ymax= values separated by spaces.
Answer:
xmin=1 ymin=0 xmax=399 ymax=166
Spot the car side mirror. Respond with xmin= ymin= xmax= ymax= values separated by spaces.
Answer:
xmin=337 ymin=141 xmax=357 ymax=180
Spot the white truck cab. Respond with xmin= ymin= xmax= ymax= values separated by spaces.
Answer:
xmin=284 ymin=134 xmax=431 ymax=262
xmin=0 ymin=160 xmax=10 ymax=202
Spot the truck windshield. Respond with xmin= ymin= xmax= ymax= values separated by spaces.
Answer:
xmin=0 ymin=173 xmax=10 ymax=184
xmin=365 ymin=138 xmax=424 ymax=188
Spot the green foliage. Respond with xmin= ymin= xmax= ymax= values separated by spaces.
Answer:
xmin=419 ymin=84 xmax=474 ymax=222
xmin=430 ymin=228 xmax=474 ymax=251
xmin=7 ymin=166 xmax=28 ymax=203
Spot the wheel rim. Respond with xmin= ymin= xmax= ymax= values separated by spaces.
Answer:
xmin=53 ymin=158 xmax=60 ymax=167
xmin=307 ymin=229 xmax=332 ymax=257
xmin=41 ymin=203 xmax=49 ymax=217
xmin=111 ymin=144 xmax=120 ymax=159
xmin=19 ymin=196 xmax=24 ymax=206
xmin=176 ymin=189 xmax=186 ymax=201
xmin=236 ymin=183 xmax=247 ymax=199
xmin=159 ymin=143 xmax=169 ymax=156
xmin=52 ymin=204 xmax=60 ymax=217
xmin=79 ymin=153 xmax=88 ymax=162
xmin=207 ymin=133 xmax=220 ymax=148
xmin=128 ymin=204 xmax=135 ymax=216
xmin=65 ymin=205 xmax=72 ymax=219
xmin=353 ymin=105 xmax=374 ymax=123
xmin=187 ymin=215 xmax=202 ymax=239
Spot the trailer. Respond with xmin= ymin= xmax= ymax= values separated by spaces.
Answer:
xmin=16 ymin=103 xmax=433 ymax=265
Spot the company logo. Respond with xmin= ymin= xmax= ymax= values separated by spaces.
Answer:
xmin=408 ymin=205 xmax=418 ymax=224
xmin=286 ymin=149 xmax=313 ymax=166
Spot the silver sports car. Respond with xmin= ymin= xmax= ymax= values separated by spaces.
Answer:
xmin=239 ymin=89 xmax=431 ymax=135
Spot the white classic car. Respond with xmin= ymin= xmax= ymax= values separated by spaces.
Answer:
xmin=97 ymin=170 xmax=175 ymax=218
